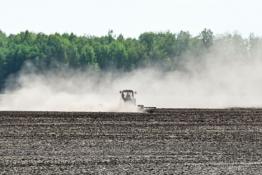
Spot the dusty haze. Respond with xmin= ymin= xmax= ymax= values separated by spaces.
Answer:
xmin=1 ymin=37 xmax=262 ymax=111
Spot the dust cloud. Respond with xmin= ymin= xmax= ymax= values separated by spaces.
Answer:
xmin=1 ymin=36 xmax=262 ymax=111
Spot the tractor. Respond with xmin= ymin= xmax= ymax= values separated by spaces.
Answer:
xmin=120 ymin=89 xmax=136 ymax=105
xmin=120 ymin=89 xmax=156 ymax=112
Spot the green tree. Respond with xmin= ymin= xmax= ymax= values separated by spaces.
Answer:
xmin=200 ymin=28 xmax=213 ymax=48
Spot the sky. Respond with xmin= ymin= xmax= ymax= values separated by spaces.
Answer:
xmin=0 ymin=0 xmax=261 ymax=37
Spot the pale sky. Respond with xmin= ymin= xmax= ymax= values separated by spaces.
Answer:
xmin=0 ymin=0 xmax=261 ymax=37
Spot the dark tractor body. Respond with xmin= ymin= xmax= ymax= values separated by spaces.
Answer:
xmin=120 ymin=89 xmax=136 ymax=105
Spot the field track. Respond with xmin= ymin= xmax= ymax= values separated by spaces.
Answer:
xmin=1 ymin=108 xmax=262 ymax=174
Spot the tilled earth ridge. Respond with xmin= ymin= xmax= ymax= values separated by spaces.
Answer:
xmin=1 ymin=109 xmax=262 ymax=174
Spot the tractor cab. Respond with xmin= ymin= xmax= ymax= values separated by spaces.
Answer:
xmin=120 ymin=89 xmax=136 ymax=105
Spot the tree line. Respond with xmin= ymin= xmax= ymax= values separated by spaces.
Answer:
xmin=0 ymin=28 xmax=260 ymax=89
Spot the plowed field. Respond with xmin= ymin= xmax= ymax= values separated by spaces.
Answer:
xmin=1 ymin=108 xmax=262 ymax=174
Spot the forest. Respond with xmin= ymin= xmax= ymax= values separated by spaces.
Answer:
xmin=0 ymin=29 xmax=260 ymax=89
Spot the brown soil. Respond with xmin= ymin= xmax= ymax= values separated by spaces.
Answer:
xmin=1 ymin=108 xmax=262 ymax=174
